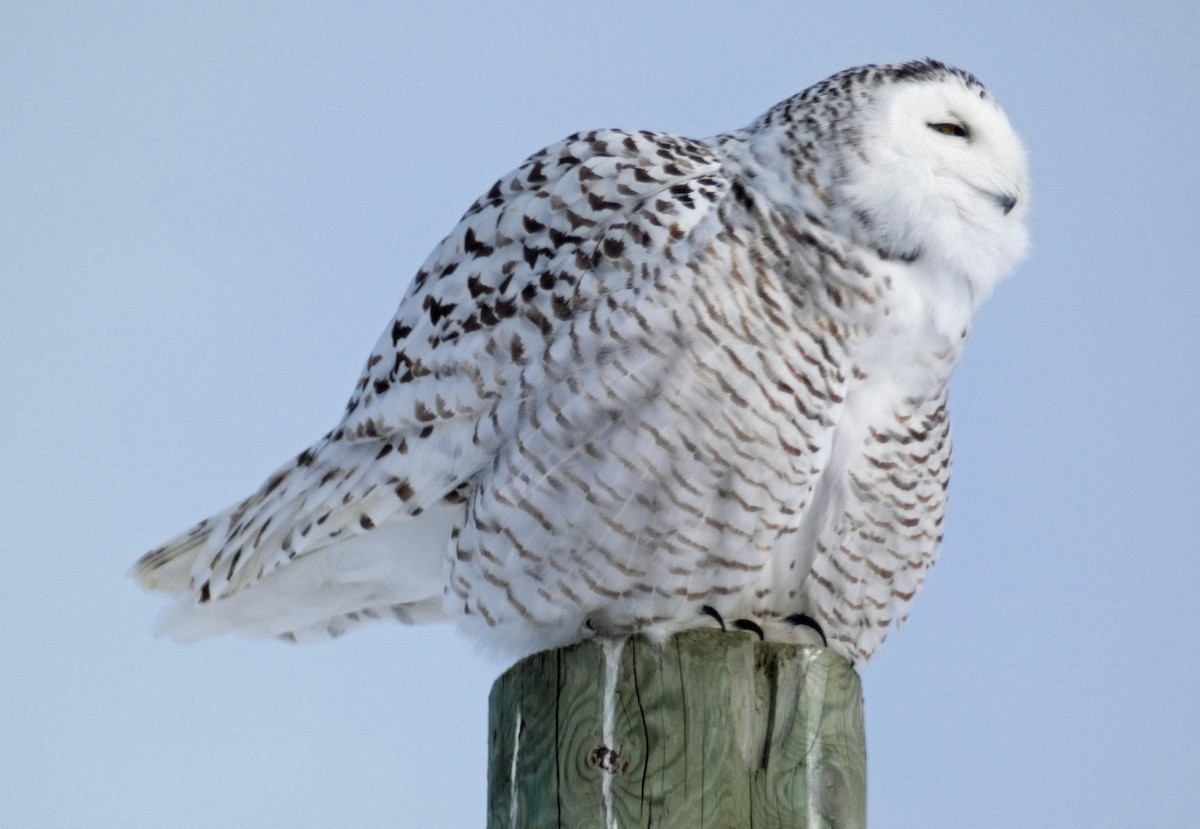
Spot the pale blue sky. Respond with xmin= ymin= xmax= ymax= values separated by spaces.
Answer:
xmin=3 ymin=2 xmax=1198 ymax=827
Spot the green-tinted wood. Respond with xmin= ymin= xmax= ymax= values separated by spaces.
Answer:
xmin=487 ymin=630 xmax=865 ymax=829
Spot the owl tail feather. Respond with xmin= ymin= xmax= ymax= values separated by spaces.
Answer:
xmin=131 ymin=517 xmax=214 ymax=592
xmin=131 ymin=499 xmax=461 ymax=643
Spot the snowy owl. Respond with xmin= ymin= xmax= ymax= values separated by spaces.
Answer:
xmin=134 ymin=59 xmax=1028 ymax=665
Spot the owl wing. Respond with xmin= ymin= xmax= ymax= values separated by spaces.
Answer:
xmin=132 ymin=129 xmax=727 ymax=635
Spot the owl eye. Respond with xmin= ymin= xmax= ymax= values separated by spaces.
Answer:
xmin=927 ymin=121 xmax=969 ymax=139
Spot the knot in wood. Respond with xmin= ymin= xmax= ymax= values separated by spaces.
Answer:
xmin=587 ymin=744 xmax=629 ymax=774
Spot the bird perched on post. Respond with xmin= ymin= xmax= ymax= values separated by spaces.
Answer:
xmin=133 ymin=59 xmax=1028 ymax=666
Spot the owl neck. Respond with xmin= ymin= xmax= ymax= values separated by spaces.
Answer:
xmin=710 ymin=126 xmax=843 ymax=224
xmin=711 ymin=123 xmax=1011 ymax=320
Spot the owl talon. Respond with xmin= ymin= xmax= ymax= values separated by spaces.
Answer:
xmin=784 ymin=613 xmax=828 ymax=647
xmin=699 ymin=605 xmax=726 ymax=632
xmin=732 ymin=618 xmax=765 ymax=640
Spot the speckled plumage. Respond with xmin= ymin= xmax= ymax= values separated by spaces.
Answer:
xmin=134 ymin=60 xmax=1028 ymax=665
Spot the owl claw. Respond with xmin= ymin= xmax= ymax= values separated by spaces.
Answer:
xmin=784 ymin=613 xmax=828 ymax=647
xmin=699 ymin=604 xmax=727 ymax=632
xmin=731 ymin=618 xmax=765 ymax=640
xmin=699 ymin=607 xmax=766 ymax=640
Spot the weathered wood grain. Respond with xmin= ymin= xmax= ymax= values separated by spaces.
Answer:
xmin=487 ymin=630 xmax=865 ymax=829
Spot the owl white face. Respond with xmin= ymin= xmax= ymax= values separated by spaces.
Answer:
xmin=840 ymin=74 xmax=1030 ymax=297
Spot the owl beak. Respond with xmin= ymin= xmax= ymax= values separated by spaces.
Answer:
xmin=972 ymin=185 xmax=1019 ymax=216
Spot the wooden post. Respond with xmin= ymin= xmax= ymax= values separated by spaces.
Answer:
xmin=487 ymin=629 xmax=865 ymax=829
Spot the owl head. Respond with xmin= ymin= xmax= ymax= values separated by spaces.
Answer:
xmin=751 ymin=60 xmax=1030 ymax=304
xmin=834 ymin=61 xmax=1030 ymax=299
